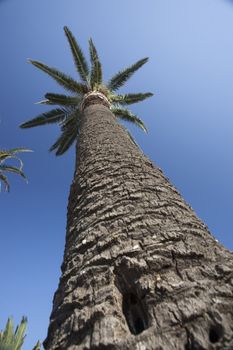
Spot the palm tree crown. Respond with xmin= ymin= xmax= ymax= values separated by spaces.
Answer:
xmin=20 ymin=26 xmax=153 ymax=156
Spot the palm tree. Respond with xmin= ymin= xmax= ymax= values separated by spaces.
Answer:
xmin=0 ymin=148 xmax=30 ymax=191
xmin=21 ymin=27 xmax=233 ymax=350
xmin=0 ymin=317 xmax=40 ymax=350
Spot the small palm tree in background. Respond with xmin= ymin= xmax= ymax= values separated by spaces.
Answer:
xmin=0 ymin=148 xmax=31 ymax=191
xmin=0 ymin=317 xmax=40 ymax=350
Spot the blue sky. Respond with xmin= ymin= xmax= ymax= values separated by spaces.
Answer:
xmin=0 ymin=0 xmax=233 ymax=348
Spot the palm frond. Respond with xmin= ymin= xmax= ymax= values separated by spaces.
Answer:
xmin=50 ymin=110 xmax=80 ymax=155
xmin=49 ymin=126 xmax=78 ymax=156
xmin=0 ymin=173 xmax=9 ymax=191
xmin=107 ymin=57 xmax=149 ymax=91
xmin=111 ymin=107 xmax=147 ymax=133
xmin=0 ymin=147 xmax=30 ymax=191
xmin=111 ymin=92 xmax=153 ymax=105
xmin=0 ymin=150 xmax=18 ymax=163
xmin=14 ymin=317 xmax=27 ymax=350
xmin=28 ymin=60 xmax=88 ymax=94
xmin=44 ymin=93 xmax=81 ymax=106
xmin=20 ymin=108 xmax=70 ymax=128
xmin=0 ymin=317 xmax=14 ymax=346
xmin=35 ymin=99 xmax=56 ymax=105
xmin=0 ymin=148 xmax=32 ymax=171
xmin=60 ymin=110 xmax=79 ymax=130
xmin=126 ymin=130 xmax=141 ymax=149
xmin=32 ymin=341 xmax=41 ymax=350
xmin=5 ymin=148 xmax=32 ymax=154
xmin=89 ymin=38 xmax=102 ymax=88
xmin=64 ymin=26 xmax=89 ymax=83
xmin=0 ymin=317 xmax=27 ymax=349
xmin=0 ymin=165 xmax=27 ymax=180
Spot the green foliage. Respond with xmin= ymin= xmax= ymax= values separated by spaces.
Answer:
xmin=126 ymin=130 xmax=141 ymax=149
xmin=44 ymin=93 xmax=81 ymax=106
xmin=49 ymin=109 xmax=81 ymax=155
xmin=21 ymin=26 xmax=153 ymax=155
xmin=0 ymin=317 xmax=40 ymax=350
xmin=111 ymin=92 xmax=153 ymax=105
xmin=0 ymin=317 xmax=27 ymax=350
xmin=0 ymin=148 xmax=31 ymax=191
xmin=32 ymin=341 xmax=41 ymax=350
xmin=28 ymin=60 xmax=88 ymax=94
xmin=89 ymin=38 xmax=102 ymax=89
xmin=20 ymin=108 xmax=69 ymax=128
xmin=64 ymin=26 xmax=89 ymax=83
xmin=110 ymin=107 xmax=148 ymax=133
xmin=107 ymin=57 xmax=149 ymax=91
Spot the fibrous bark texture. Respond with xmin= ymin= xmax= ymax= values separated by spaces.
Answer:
xmin=44 ymin=104 xmax=233 ymax=350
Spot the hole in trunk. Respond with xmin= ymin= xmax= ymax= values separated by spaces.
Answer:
xmin=209 ymin=324 xmax=223 ymax=343
xmin=122 ymin=292 xmax=148 ymax=335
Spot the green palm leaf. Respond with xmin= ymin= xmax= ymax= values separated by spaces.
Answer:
xmin=0 ymin=151 xmax=17 ymax=163
xmin=0 ymin=148 xmax=30 ymax=191
xmin=35 ymin=99 xmax=56 ymax=105
xmin=4 ymin=148 xmax=32 ymax=154
xmin=50 ymin=110 xmax=80 ymax=155
xmin=20 ymin=108 xmax=69 ymax=128
xmin=49 ymin=125 xmax=78 ymax=156
xmin=111 ymin=92 xmax=153 ymax=105
xmin=0 ymin=317 xmax=14 ymax=347
xmin=111 ymin=107 xmax=147 ymax=133
xmin=64 ymin=26 xmax=89 ymax=83
xmin=0 ymin=317 xmax=26 ymax=350
xmin=0 ymin=148 xmax=32 ymax=171
xmin=14 ymin=317 xmax=27 ymax=350
xmin=0 ymin=165 xmax=27 ymax=180
xmin=44 ymin=93 xmax=81 ymax=106
xmin=107 ymin=57 xmax=149 ymax=91
xmin=32 ymin=341 xmax=41 ymax=350
xmin=126 ymin=130 xmax=141 ymax=149
xmin=89 ymin=38 xmax=102 ymax=88
xmin=28 ymin=60 xmax=88 ymax=94
xmin=0 ymin=173 xmax=9 ymax=192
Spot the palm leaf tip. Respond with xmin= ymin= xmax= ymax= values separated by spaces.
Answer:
xmin=0 ymin=173 xmax=10 ymax=192
xmin=49 ymin=110 xmax=80 ymax=155
xmin=32 ymin=340 xmax=41 ymax=350
xmin=28 ymin=59 xmax=88 ymax=94
xmin=44 ymin=93 xmax=80 ymax=106
xmin=89 ymin=38 xmax=102 ymax=88
xmin=20 ymin=108 xmax=68 ymax=129
xmin=7 ymin=148 xmax=33 ymax=154
xmin=108 ymin=57 xmax=149 ymax=91
xmin=0 ymin=317 xmax=27 ymax=348
xmin=63 ymin=26 xmax=89 ymax=82
xmin=0 ymin=165 xmax=27 ymax=179
xmin=111 ymin=107 xmax=148 ymax=133
xmin=112 ymin=92 xmax=153 ymax=105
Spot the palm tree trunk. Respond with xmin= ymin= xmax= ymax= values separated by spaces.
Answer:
xmin=44 ymin=103 xmax=233 ymax=350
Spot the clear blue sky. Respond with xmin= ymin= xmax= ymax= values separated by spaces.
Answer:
xmin=0 ymin=0 xmax=233 ymax=348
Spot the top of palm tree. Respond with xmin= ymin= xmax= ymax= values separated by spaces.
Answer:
xmin=0 ymin=148 xmax=31 ymax=192
xmin=20 ymin=26 xmax=153 ymax=156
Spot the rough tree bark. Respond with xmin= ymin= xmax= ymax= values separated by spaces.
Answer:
xmin=44 ymin=102 xmax=233 ymax=350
